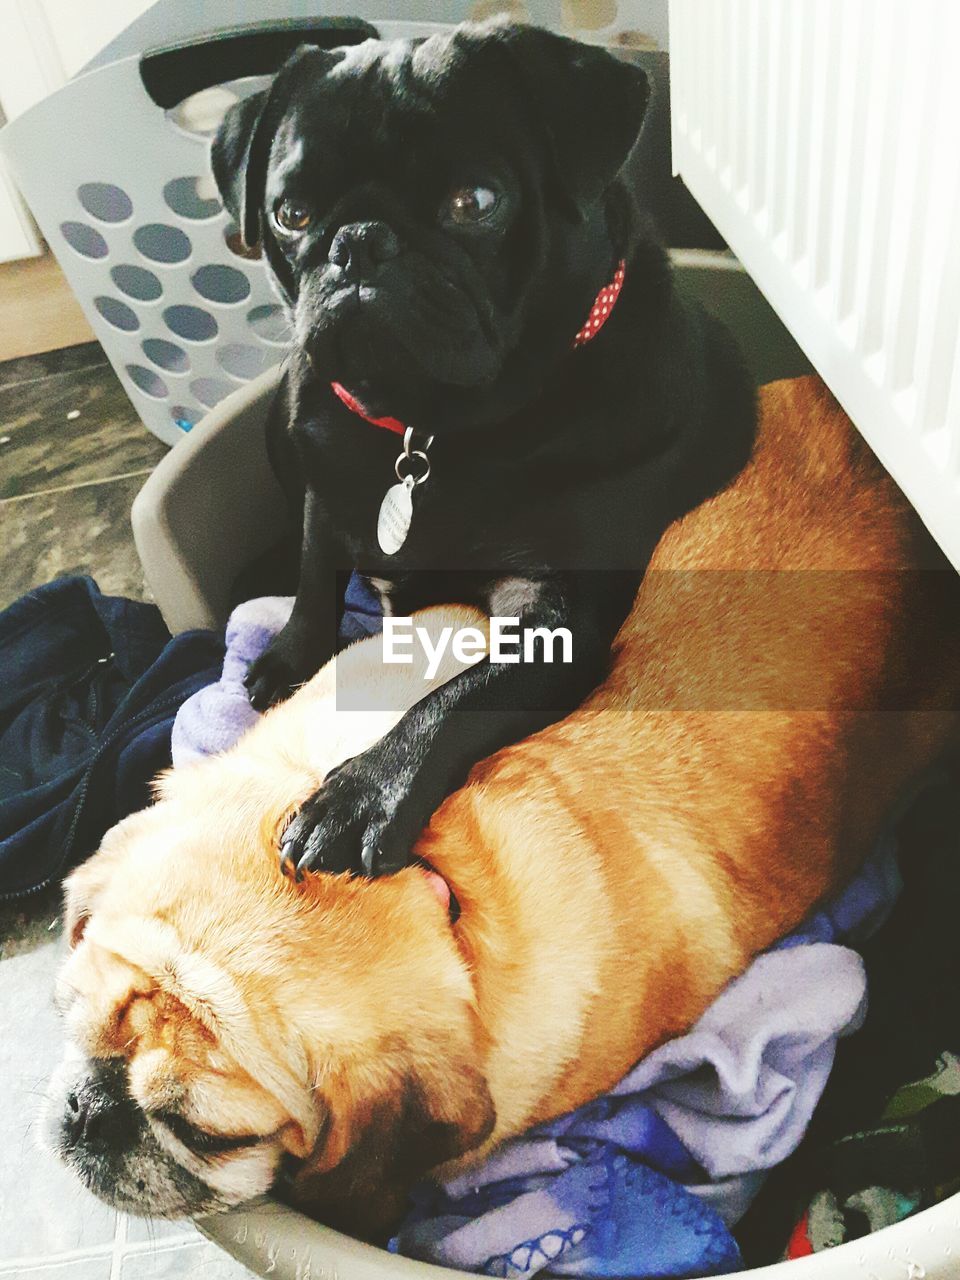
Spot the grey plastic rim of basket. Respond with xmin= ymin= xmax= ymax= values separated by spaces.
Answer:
xmin=199 ymin=1186 xmax=960 ymax=1280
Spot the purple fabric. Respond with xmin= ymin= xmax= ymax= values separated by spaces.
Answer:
xmin=610 ymin=946 xmax=866 ymax=1181
xmin=172 ymin=574 xmax=383 ymax=767
xmin=171 ymin=594 xmax=900 ymax=1276
xmin=171 ymin=596 xmax=291 ymax=768
xmin=393 ymin=940 xmax=872 ymax=1277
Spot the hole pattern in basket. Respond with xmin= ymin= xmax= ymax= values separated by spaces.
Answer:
xmin=111 ymin=264 xmax=163 ymax=302
xmin=170 ymin=404 xmax=203 ymax=432
xmin=77 ymin=182 xmax=133 ymax=223
xmin=247 ymin=304 xmax=291 ymax=346
xmin=217 ymin=343 xmax=268 ymax=381
xmin=163 ymin=176 xmax=222 ymax=221
xmin=134 ymin=223 xmax=192 ymax=264
xmin=143 ymin=338 xmax=190 ymax=374
xmin=163 ymin=305 xmax=218 ymax=343
xmin=61 ymin=221 xmax=108 ymax=259
xmin=95 ymin=296 xmax=139 ymax=332
xmin=190 ymin=377 xmax=234 ymax=409
xmin=225 ymin=226 xmax=263 ymax=261
xmin=127 ymin=365 xmax=169 ymax=399
xmin=192 ymin=264 xmax=251 ymax=305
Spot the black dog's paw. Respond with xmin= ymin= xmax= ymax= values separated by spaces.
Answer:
xmin=244 ymin=628 xmax=320 ymax=711
xmin=279 ymin=764 xmax=412 ymax=881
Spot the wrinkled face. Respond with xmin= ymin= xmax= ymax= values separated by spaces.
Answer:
xmin=262 ymin=48 xmax=526 ymax=407
xmin=44 ymin=853 xmax=318 ymax=1219
xmin=211 ymin=22 xmax=648 ymax=429
xmin=43 ymin=797 xmax=494 ymax=1238
xmin=45 ymin=1009 xmax=296 ymax=1217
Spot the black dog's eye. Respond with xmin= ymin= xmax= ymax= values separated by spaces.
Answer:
xmin=442 ymin=185 xmax=499 ymax=226
xmin=274 ymin=199 xmax=312 ymax=235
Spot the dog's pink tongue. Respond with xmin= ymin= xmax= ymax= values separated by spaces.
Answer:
xmin=421 ymin=867 xmax=451 ymax=912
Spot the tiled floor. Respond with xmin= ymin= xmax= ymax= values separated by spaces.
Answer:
xmin=0 ymin=345 xmax=256 ymax=1278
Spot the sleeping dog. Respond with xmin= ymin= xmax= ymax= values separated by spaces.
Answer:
xmin=210 ymin=21 xmax=756 ymax=880
xmin=46 ymin=379 xmax=960 ymax=1240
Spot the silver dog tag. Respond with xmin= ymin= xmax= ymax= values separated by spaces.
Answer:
xmin=377 ymin=476 xmax=415 ymax=555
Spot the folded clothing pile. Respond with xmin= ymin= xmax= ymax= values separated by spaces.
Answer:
xmin=174 ymin=591 xmax=957 ymax=1279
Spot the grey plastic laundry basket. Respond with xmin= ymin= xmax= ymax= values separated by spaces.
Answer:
xmin=0 ymin=1 xmax=566 ymax=446
xmin=133 ymin=252 xmax=960 ymax=1280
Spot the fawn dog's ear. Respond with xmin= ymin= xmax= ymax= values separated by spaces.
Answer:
xmin=284 ymin=1022 xmax=496 ymax=1242
xmin=63 ymin=812 xmax=151 ymax=948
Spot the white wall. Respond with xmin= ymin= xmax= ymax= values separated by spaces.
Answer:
xmin=0 ymin=0 xmax=154 ymax=260
xmin=35 ymin=0 xmax=155 ymax=79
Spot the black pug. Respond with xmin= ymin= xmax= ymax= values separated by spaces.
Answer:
xmin=210 ymin=21 xmax=756 ymax=881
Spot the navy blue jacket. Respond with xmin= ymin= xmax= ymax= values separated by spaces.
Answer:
xmin=0 ymin=577 xmax=224 ymax=900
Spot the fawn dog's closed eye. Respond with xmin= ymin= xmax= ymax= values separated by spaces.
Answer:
xmin=46 ymin=380 xmax=960 ymax=1241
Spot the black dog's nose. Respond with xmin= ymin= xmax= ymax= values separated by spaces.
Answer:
xmin=64 ymin=1087 xmax=131 ymax=1150
xmin=328 ymin=221 xmax=400 ymax=281
xmin=64 ymin=1089 xmax=84 ymax=1147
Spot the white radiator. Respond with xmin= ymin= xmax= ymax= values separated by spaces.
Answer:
xmin=669 ymin=0 xmax=960 ymax=571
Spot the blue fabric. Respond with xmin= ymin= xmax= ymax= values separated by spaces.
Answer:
xmin=0 ymin=576 xmax=224 ymax=898
xmin=340 ymin=571 xmax=384 ymax=643
xmin=398 ymin=1151 xmax=741 ymax=1278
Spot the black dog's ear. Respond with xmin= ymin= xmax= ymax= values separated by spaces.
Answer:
xmin=210 ymin=46 xmax=341 ymax=248
xmin=472 ymin=23 xmax=650 ymax=212
xmin=210 ymin=89 xmax=270 ymax=247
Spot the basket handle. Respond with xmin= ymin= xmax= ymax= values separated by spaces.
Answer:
xmin=139 ymin=17 xmax=379 ymax=108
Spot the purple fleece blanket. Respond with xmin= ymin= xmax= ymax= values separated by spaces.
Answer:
xmin=172 ymin=596 xmax=900 ymax=1278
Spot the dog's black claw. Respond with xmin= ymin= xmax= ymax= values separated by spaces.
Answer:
xmin=372 ymin=842 xmax=410 ymax=877
xmin=361 ymin=843 xmax=379 ymax=877
xmin=293 ymin=836 xmax=321 ymax=879
xmin=245 ymin=655 xmax=298 ymax=711
xmin=276 ymin=759 xmax=418 ymax=884
xmin=278 ymin=838 xmax=299 ymax=879
xmin=244 ymin=625 xmax=327 ymax=711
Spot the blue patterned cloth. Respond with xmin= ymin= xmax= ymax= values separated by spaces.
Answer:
xmin=397 ymin=1126 xmax=739 ymax=1278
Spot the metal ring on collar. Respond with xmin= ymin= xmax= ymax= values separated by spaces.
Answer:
xmin=402 ymin=427 xmax=434 ymax=456
xmin=395 ymin=450 xmax=431 ymax=484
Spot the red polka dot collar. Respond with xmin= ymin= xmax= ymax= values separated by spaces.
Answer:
xmin=331 ymin=258 xmax=627 ymax=434
xmin=572 ymin=259 xmax=627 ymax=348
